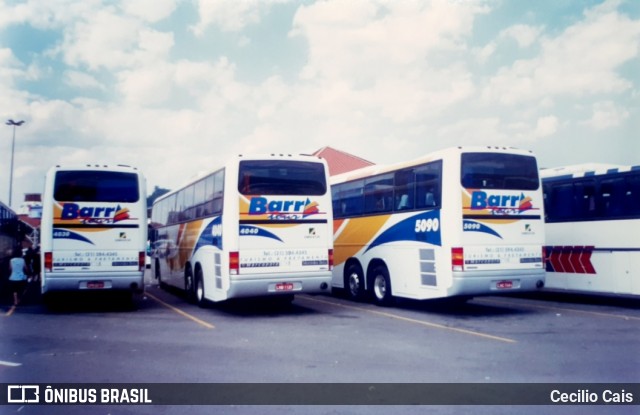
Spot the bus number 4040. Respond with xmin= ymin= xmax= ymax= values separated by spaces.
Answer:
xmin=415 ymin=218 xmax=439 ymax=233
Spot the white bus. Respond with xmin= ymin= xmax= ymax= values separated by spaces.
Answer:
xmin=150 ymin=154 xmax=333 ymax=305
xmin=40 ymin=165 xmax=148 ymax=297
xmin=331 ymin=146 xmax=546 ymax=305
xmin=541 ymin=164 xmax=640 ymax=297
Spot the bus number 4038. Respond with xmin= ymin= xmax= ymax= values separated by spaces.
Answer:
xmin=415 ymin=218 xmax=439 ymax=233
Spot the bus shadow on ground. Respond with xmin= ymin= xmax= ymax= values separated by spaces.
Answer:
xmin=387 ymin=296 xmax=539 ymax=318
xmin=512 ymin=291 xmax=640 ymax=310
xmin=327 ymin=289 xmax=538 ymax=317
xmin=154 ymin=282 xmax=321 ymax=317
xmin=41 ymin=291 xmax=140 ymax=313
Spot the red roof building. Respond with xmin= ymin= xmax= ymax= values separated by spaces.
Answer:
xmin=311 ymin=146 xmax=375 ymax=177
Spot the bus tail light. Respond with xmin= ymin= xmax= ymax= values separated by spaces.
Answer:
xmin=542 ymin=246 xmax=548 ymax=265
xmin=452 ymin=247 xmax=464 ymax=271
xmin=44 ymin=252 xmax=53 ymax=272
xmin=328 ymin=249 xmax=334 ymax=270
xmin=230 ymin=251 xmax=239 ymax=275
xmin=138 ymin=251 xmax=146 ymax=272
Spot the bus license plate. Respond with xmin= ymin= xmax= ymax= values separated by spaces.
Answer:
xmin=87 ymin=281 xmax=105 ymax=289
xmin=275 ymin=282 xmax=294 ymax=292
xmin=496 ymin=280 xmax=513 ymax=289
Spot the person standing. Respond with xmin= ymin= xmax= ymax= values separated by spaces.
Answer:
xmin=9 ymin=249 xmax=28 ymax=306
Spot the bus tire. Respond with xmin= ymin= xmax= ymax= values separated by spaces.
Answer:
xmin=344 ymin=262 xmax=366 ymax=301
xmin=195 ymin=266 xmax=206 ymax=308
xmin=370 ymin=265 xmax=393 ymax=307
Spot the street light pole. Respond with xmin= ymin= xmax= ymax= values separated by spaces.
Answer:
xmin=6 ymin=119 xmax=25 ymax=208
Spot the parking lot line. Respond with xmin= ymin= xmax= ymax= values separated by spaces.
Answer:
xmin=0 ymin=360 xmax=22 ymax=367
xmin=146 ymin=292 xmax=215 ymax=329
xmin=476 ymin=297 xmax=640 ymax=322
xmin=301 ymin=296 xmax=517 ymax=344
xmin=4 ymin=305 xmax=16 ymax=317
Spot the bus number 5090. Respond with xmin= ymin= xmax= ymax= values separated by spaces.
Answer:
xmin=415 ymin=218 xmax=439 ymax=233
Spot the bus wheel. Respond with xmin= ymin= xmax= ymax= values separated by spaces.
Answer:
xmin=195 ymin=267 xmax=206 ymax=308
xmin=185 ymin=267 xmax=196 ymax=303
xmin=344 ymin=263 xmax=365 ymax=301
xmin=371 ymin=265 xmax=393 ymax=307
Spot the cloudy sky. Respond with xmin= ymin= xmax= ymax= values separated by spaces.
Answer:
xmin=1 ymin=0 xmax=639 ymax=208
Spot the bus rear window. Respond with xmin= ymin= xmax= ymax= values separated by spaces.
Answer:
xmin=461 ymin=153 xmax=539 ymax=190
xmin=54 ymin=171 xmax=140 ymax=203
xmin=238 ymin=160 xmax=327 ymax=196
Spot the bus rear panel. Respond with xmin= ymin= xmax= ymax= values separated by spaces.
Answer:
xmin=41 ymin=166 xmax=147 ymax=295
xmin=232 ymin=158 xmax=333 ymax=298
xmin=453 ymin=150 xmax=546 ymax=296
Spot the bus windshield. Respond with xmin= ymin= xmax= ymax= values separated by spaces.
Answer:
xmin=461 ymin=153 xmax=539 ymax=190
xmin=238 ymin=160 xmax=327 ymax=196
xmin=54 ymin=171 xmax=140 ymax=203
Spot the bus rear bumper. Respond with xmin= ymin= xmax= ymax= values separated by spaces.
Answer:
xmin=228 ymin=272 xmax=332 ymax=299
xmin=41 ymin=272 xmax=145 ymax=294
xmin=450 ymin=269 xmax=545 ymax=297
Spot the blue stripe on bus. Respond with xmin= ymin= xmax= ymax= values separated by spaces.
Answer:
xmin=194 ymin=217 xmax=223 ymax=251
xmin=52 ymin=229 xmax=95 ymax=245
xmin=365 ymin=210 xmax=441 ymax=253
xmin=463 ymin=220 xmax=502 ymax=239
xmin=239 ymin=225 xmax=283 ymax=243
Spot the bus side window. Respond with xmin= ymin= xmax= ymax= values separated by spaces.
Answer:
xmin=547 ymin=183 xmax=573 ymax=222
xmin=332 ymin=180 xmax=364 ymax=217
xmin=624 ymin=174 xmax=640 ymax=217
xmin=415 ymin=160 xmax=442 ymax=209
xmin=364 ymin=173 xmax=393 ymax=214
xmin=574 ymin=181 xmax=596 ymax=219
xmin=600 ymin=178 xmax=624 ymax=218
xmin=394 ymin=169 xmax=414 ymax=211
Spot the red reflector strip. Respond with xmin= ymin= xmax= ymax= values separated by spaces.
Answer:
xmin=230 ymin=251 xmax=239 ymax=275
xmin=451 ymin=247 xmax=464 ymax=271
xmin=139 ymin=252 xmax=146 ymax=272
xmin=328 ymin=249 xmax=334 ymax=270
xmin=44 ymin=252 xmax=53 ymax=272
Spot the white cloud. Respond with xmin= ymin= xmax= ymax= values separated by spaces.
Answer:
xmin=191 ymin=0 xmax=283 ymax=35
xmin=0 ymin=0 xmax=99 ymax=30
xmin=474 ymin=42 xmax=496 ymax=64
xmin=116 ymin=65 xmax=174 ymax=106
xmin=292 ymin=0 xmax=486 ymax=82
xmin=59 ymin=9 xmax=141 ymax=70
xmin=290 ymin=0 xmax=485 ymax=124
xmin=483 ymin=1 xmax=640 ymax=105
xmin=56 ymin=7 xmax=174 ymax=71
xmin=533 ymin=115 xmax=558 ymax=138
xmin=121 ymin=0 xmax=178 ymax=23
xmin=0 ymin=48 xmax=23 ymax=87
xmin=583 ymin=101 xmax=630 ymax=130
xmin=499 ymin=24 xmax=543 ymax=48
xmin=436 ymin=117 xmax=507 ymax=145
xmin=63 ymin=70 xmax=106 ymax=90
